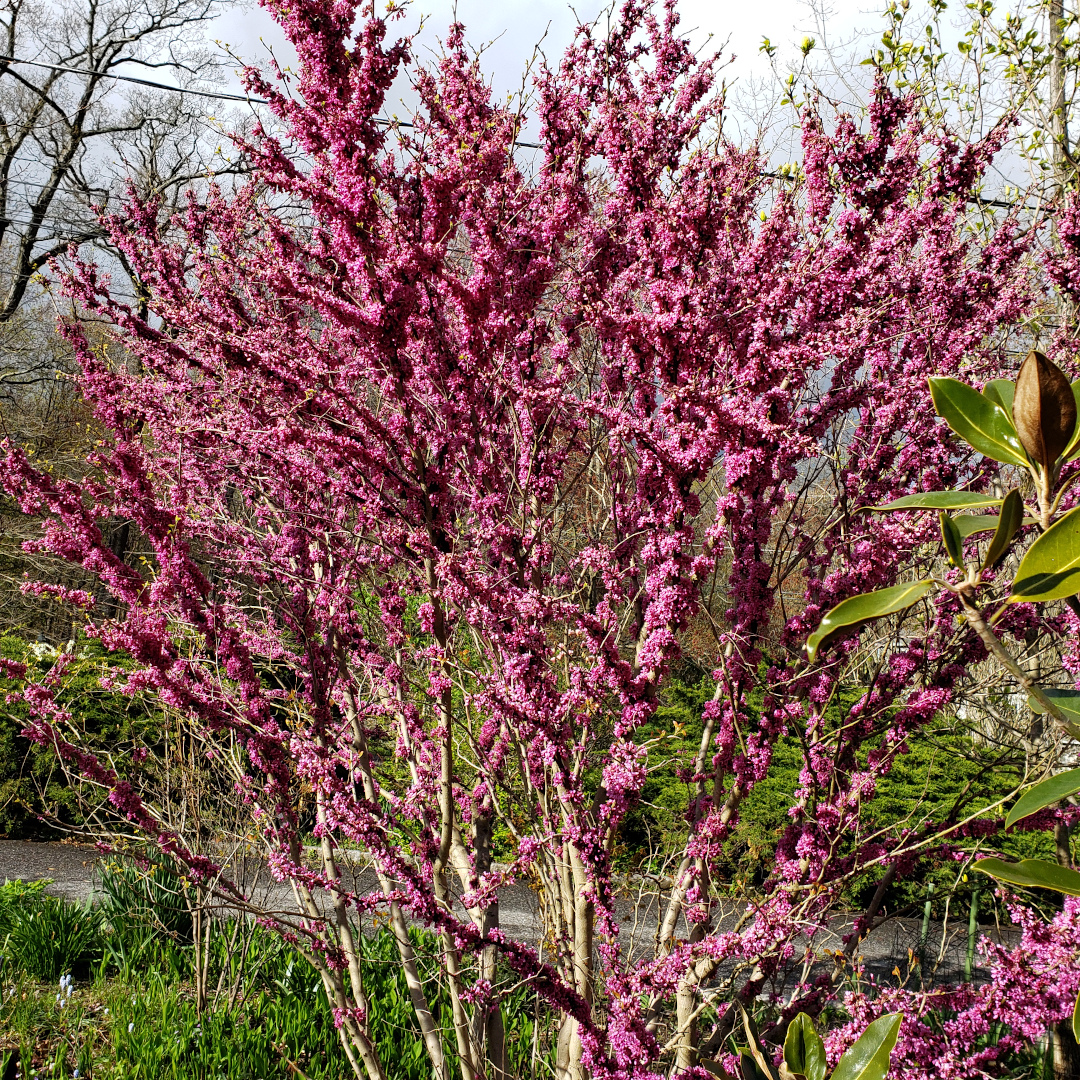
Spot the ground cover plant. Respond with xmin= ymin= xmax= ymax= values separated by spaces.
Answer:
xmin=5 ymin=0 xmax=1080 ymax=1075
xmin=0 ymin=871 xmax=546 ymax=1079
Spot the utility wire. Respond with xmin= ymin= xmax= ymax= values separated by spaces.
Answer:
xmin=0 ymin=53 xmax=543 ymax=150
xmin=0 ymin=54 xmax=1053 ymax=227
xmin=0 ymin=54 xmax=267 ymax=104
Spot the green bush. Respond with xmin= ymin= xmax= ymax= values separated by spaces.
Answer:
xmin=0 ymin=875 xmax=48 ymax=935
xmin=624 ymin=670 xmax=1048 ymax=917
xmin=0 ymin=634 xmax=152 ymax=839
xmin=0 ymin=912 xmax=552 ymax=1080
xmin=3 ymin=892 xmax=102 ymax=980
xmin=99 ymin=854 xmax=194 ymax=940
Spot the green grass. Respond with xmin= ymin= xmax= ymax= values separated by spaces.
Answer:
xmin=0 ymin=966 xmax=353 ymax=1079
xmin=0 ymin=864 xmax=551 ymax=1080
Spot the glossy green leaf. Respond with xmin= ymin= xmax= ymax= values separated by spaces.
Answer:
xmin=701 ymin=1062 xmax=738 ymax=1080
xmin=869 ymin=491 xmax=1004 ymax=512
xmin=806 ymin=581 xmax=936 ymax=663
xmin=1005 ymin=768 xmax=1080 ymax=827
xmin=1027 ymin=688 xmax=1080 ymax=720
xmin=1073 ymin=986 xmax=1080 ymax=1043
xmin=1026 ymin=689 xmax=1080 ymax=740
xmin=1065 ymin=381 xmax=1080 ymax=461
xmin=983 ymin=379 xmax=1015 ymax=414
xmin=958 ymin=514 xmax=1038 ymax=538
xmin=784 ymin=1014 xmax=827 ymax=1080
xmin=955 ymin=515 xmax=1002 ymax=537
xmin=740 ymin=1052 xmax=769 ymax=1080
xmin=1010 ymin=506 xmax=1080 ymax=603
xmin=940 ymin=512 xmax=964 ymax=567
xmin=982 ymin=489 xmax=1024 ymax=570
xmin=928 ymin=377 xmax=1029 ymax=466
xmin=973 ymin=857 xmax=1080 ymax=896
xmin=831 ymin=1013 xmax=903 ymax=1080
xmin=740 ymin=1006 xmax=780 ymax=1080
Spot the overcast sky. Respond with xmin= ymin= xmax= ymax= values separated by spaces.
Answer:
xmin=209 ymin=0 xmax=882 ymax=121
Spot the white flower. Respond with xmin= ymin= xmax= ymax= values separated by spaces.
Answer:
xmin=128 ymin=1022 xmax=135 ymax=1033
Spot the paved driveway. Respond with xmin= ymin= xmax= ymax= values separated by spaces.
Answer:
xmin=0 ymin=838 xmax=1012 ymax=989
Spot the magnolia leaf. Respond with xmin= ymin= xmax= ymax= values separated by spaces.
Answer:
xmin=702 ymin=1061 xmax=739 ymax=1079
xmin=939 ymin=512 xmax=964 ymax=567
xmin=1027 ymin=688 xmax=1080 ymax=720
xmin=1005 ymin=768 xmax=1080 ymax=828
xmin=830 ymin=1013 xmax=903 ymax=1080
xmin=806 ymin=581 xmax=935 ymax=663
xmin=983 ymin=378 xmax=1015 ymax=414
xmin=1074 ymin=986 xmax=1080 ymax=1044
xmin=928 ymin=377 xmax=1029 ymax=466
xmin=956 ymin=515 xmax=1003 ymax=537
xmin=741 ymin=1051 xmax=771 ymax=1080
xmin=1010 ymin=507 xmax=1080 ymax=603
xmin=784 ymin=1014 xmax=827 ymax=1080
xmin=973 ymin=857 xmax=1080 ymax=896
xmin=981 ymin=489 xmax=1024 ymax=570
xmin=1065 ymin=381 xmax=1080 ymax=461
xmin=740 ymin=1006 xmax=780 ymax=1080
xmin=869 ymin=491 xmax=1004 ymax=512
xmin=1013 ymin=350 xmax=1077 ymax=467
xmin=958 ymin=514 xmax=1038 ymax=538
xmin=937 ymin=511 xmax=963 ymax=570
xmin=1026 ymin=689 xmax=1080 ymax=740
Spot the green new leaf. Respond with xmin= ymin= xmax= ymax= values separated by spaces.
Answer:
xmin=1027 ymin=688 xmax=1080 ymax=721
xmin=1005 ymin=768 xmax=1080 ymax=827
xmin=1065 ymin=382 xmax=1080 ymax=461
xmin=928 ymin=377 xmax=1029 ymax=466
xmin=869 ymin=491 xmax=1004 ymax=512
xmin=939 ymin=512 xmax=964 ymax=567
xmin=740 ymin=1051 xmax=773 ymax=1080
xmin=740 ymin=1005 xmax=780 ymax=1080
xmin=973 ymin=857 xmax=1080 ymax=896
xmin=1074 ymin=986 xmax=1080 ymax=1043
xmin=956 ymin=515 xmax=1002 ymax=537
xmin=958 ymin=515 xmax=1038 ymax=538
xmin=981 ymin=489 xmax=1024 ymax=570
xmin=831 ymin=1013 xmax=903 ymax=1080
xmin=806 ymin=581 xmax=936 ymax=663
xmin=784 ymin=1014 xmax=827 ymax=1080
xmin=1010 ymin=506 xmax=1080 ymax=603
xmin=983 ymin=379 xmax=1015 ymax=414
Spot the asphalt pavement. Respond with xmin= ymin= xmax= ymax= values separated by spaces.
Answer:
xmin=0 ymin=839 xmax=1011 ymax=990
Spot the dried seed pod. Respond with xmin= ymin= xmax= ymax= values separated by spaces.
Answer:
xmin=1012 ymin=349 xmax=1077 ymax=467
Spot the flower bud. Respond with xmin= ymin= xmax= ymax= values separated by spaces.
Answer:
xmin=1012 ymin=349 xmax=1077 ymax=467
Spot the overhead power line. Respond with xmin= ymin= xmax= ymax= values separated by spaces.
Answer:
xmin=0 ymin=53 xmax=549 ymax=149
xmin=0 ymin=54 xmax=267 ymax=104
xmin=0 ymin=54 xmax=1052 ymax=220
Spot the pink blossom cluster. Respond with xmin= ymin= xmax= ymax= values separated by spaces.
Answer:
xmin=831 ymin=898 xmax=1080 ymax=1079
xmin=1 ymin=0 xmax=1076 ymax=1073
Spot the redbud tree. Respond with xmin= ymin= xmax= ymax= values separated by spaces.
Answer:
xmin=6 ymin=0 xmax=1080 ymax=1075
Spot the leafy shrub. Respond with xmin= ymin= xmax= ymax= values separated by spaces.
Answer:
xmin=627 ymin=672 xmax=1051 ymax=918
xmin=0 ymin=634 xmax=150 ymax=839
xmin=5 ymin=894 xmax=102 ymax=980
xmin=99 ymin=854 xmax=193 ymax=940
xmin=0 ymin=876 xmax=48 ymax=935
